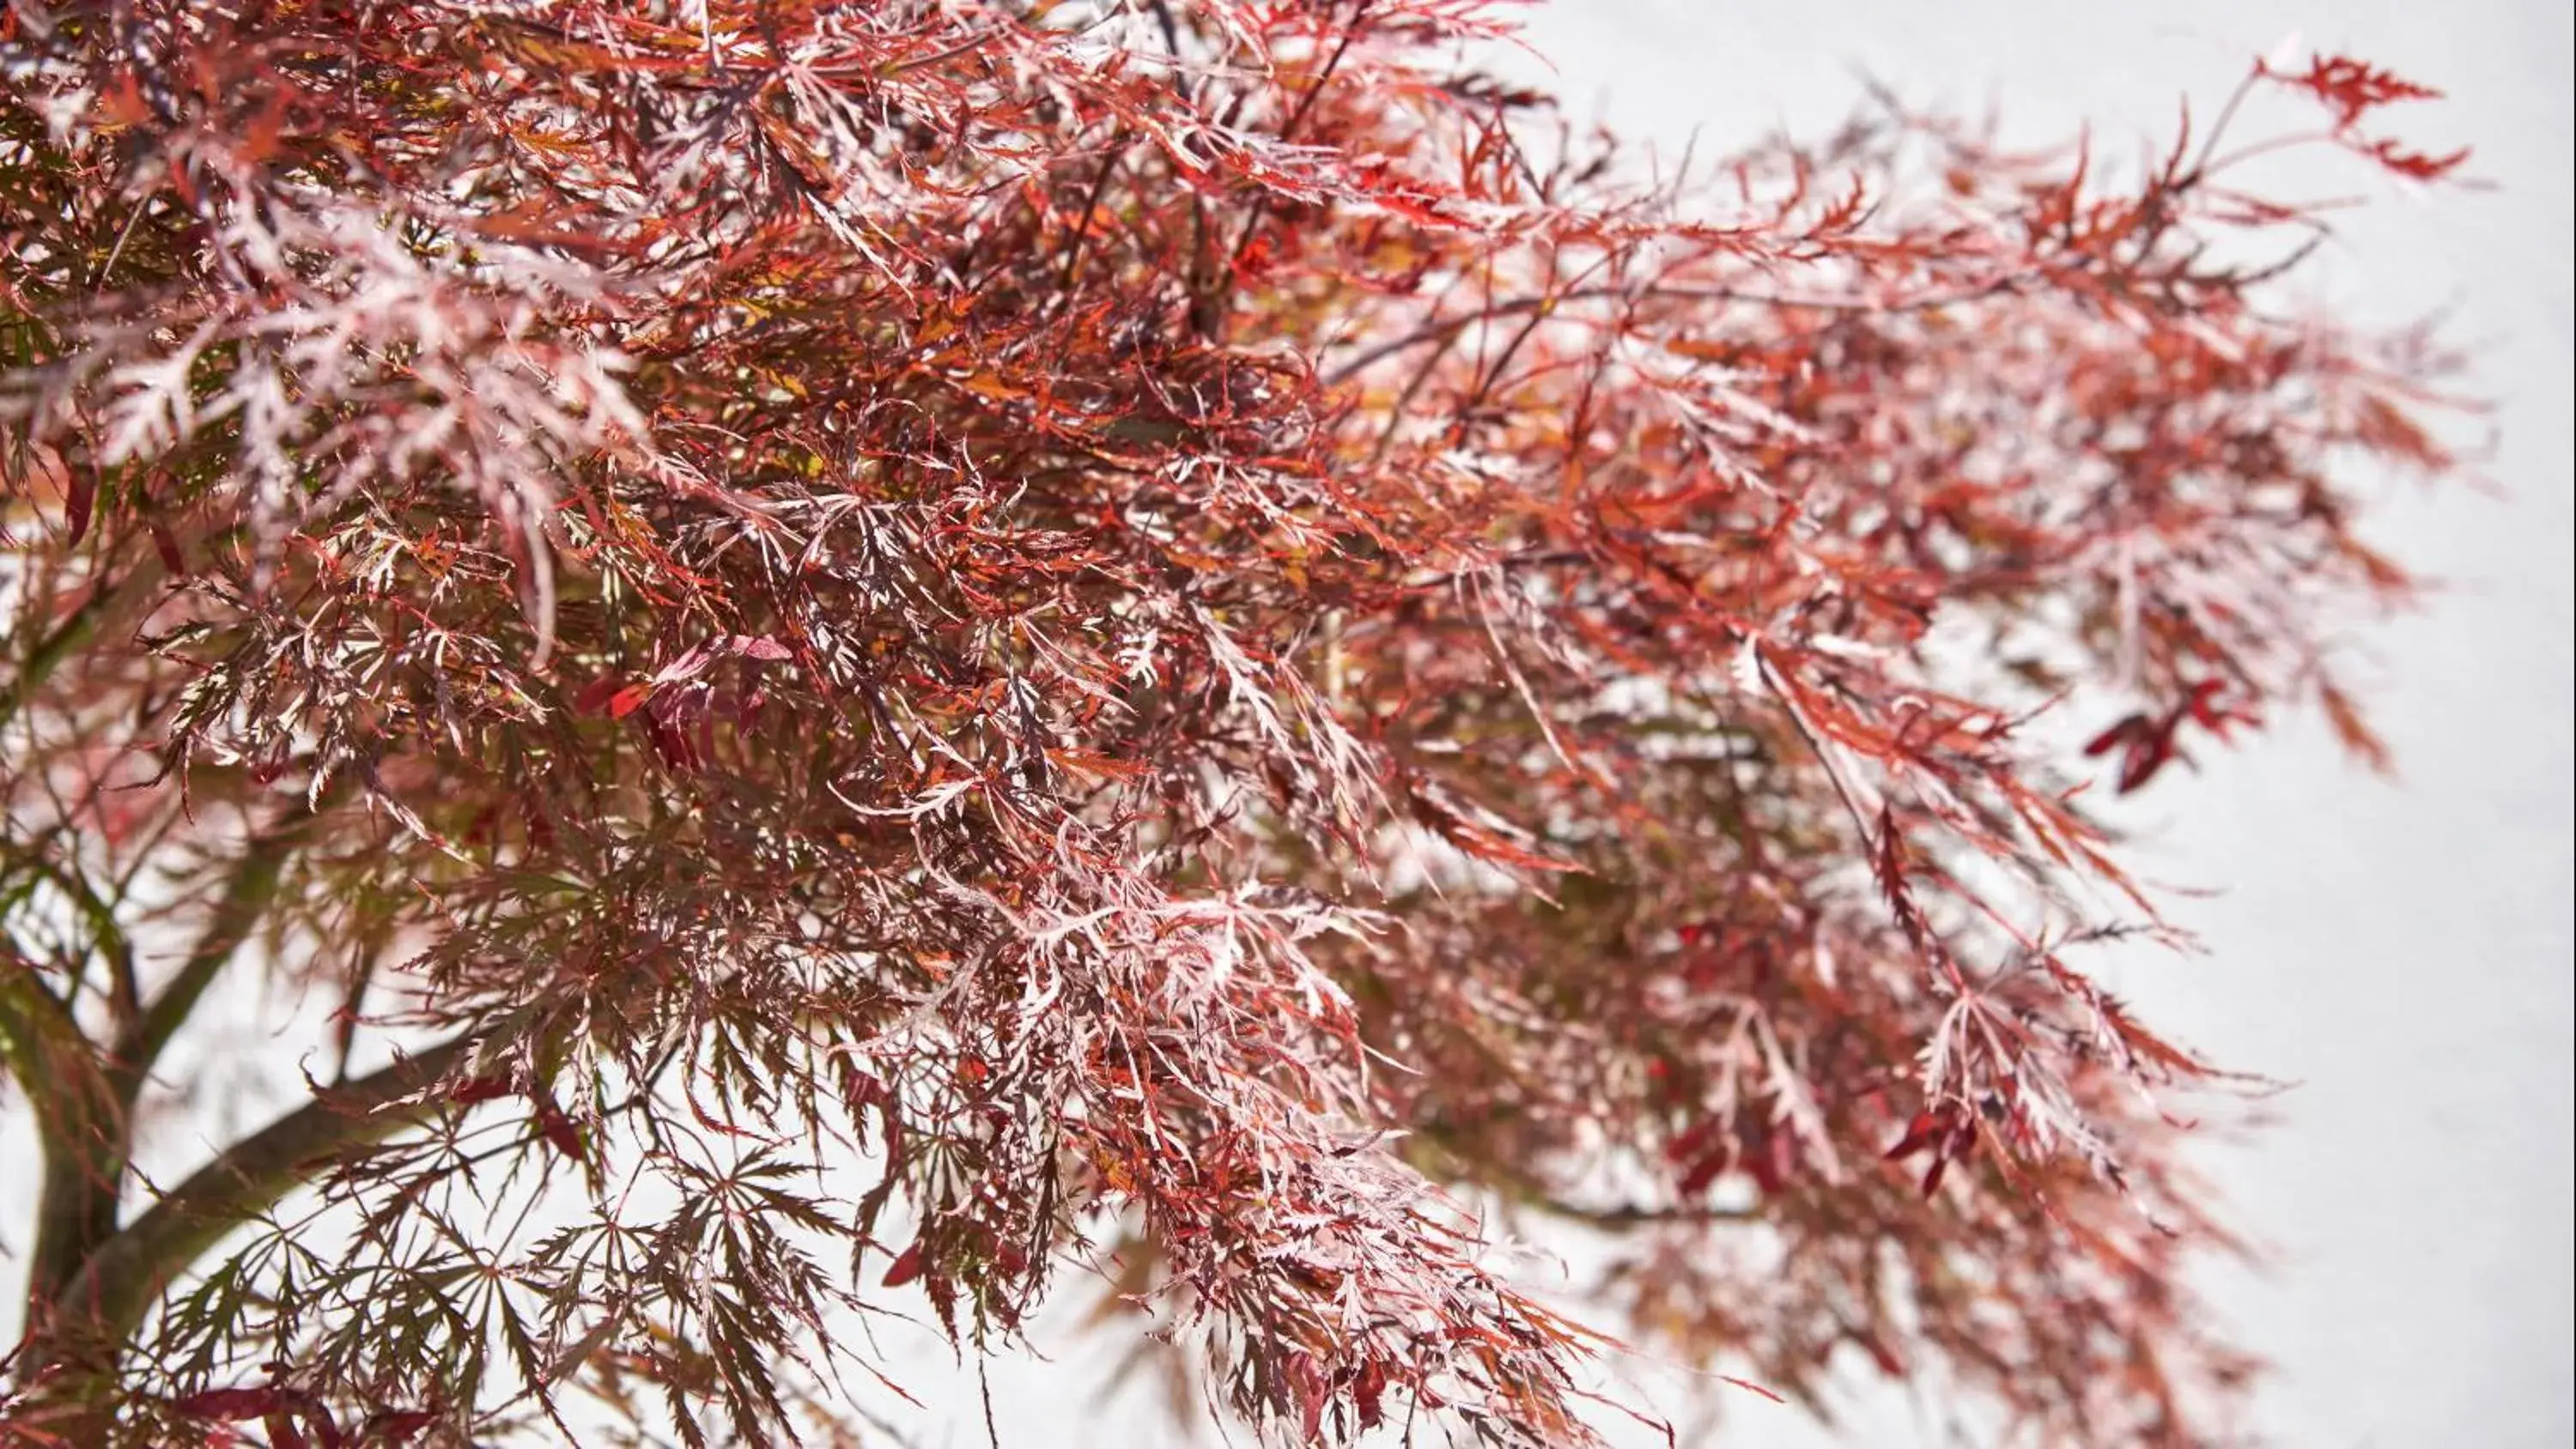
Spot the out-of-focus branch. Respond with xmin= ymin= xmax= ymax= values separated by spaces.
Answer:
xmin=0 ymin=837 xmax=139 ymax=1024
xmin=1526 ymin=1199 xmax=1761 ymax=1230
xmin=0 ymin=553 xmax=166 ymax=734
xmin=105 ymin=802 xmax=321 ymax=1107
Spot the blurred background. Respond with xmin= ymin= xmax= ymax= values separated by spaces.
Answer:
xmin=900 ymin=3 xmax=2571 ymax=1446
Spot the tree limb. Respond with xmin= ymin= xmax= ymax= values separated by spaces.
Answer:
xmin=7 ymin=801 xmax=328 ymax=1355
xmin=0 ymin=553 xmax=166 ymax=734
xmin=0 ymin=937 xmax=77 ymax=1086
xmin=0 ymin=835 xmax=138 ymax=1025
xmin=38 ymin=1033 xmax=477 ymax=1370
xmin=3 ymin=936 xmax=128 ymax=1309
xmin=1522 ymin=1199 xmax=1760 ymax=1231
xmin=105 ymin=803 xmax=319 ymax=1108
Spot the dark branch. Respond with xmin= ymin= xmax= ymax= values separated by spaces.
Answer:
xmin=3 ymin=936 xmax=126 ymax=1309
xmin=0 ymin=554 xmax=167 ymax=734
xmin=42 ymin=1034 xmax=476 ymax=1364
xmin=106 ymin=803 xmax=319 ymax=1107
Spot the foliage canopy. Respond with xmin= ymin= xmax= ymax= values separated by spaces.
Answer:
xmin=0 ymin=3 xmax=2465 ymax=1446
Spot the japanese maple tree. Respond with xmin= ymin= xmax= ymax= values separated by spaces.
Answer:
xmin=0 ymin=3 xmax=2469 ymax=1446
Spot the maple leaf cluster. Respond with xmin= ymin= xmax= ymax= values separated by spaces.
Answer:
xmin=0 ymin=3 xmax=2465 ymax=1446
